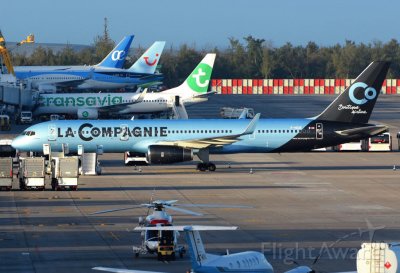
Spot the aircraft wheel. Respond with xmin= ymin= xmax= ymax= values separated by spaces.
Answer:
xmin=197 ymin=163 xmax=207 ymax=172
xmin=207 ymin=163 xmax=216 ymax=172
xmin=135 ymin=252 xmax=139 ymax=258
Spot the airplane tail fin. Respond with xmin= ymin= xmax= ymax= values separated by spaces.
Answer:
xmin=128 ymin=41 xmax=166 ymax=74
xmin=185 ymin=230 xmax=208 ymax=269
xmin=316 ymin=61 xmax=390 ymax=124
xmin=166 ymin=53 xmax=216 ymax=98
xmin=134 ymin=225 xmax=236 ymax=270
xmin=96 ymin=35 xmax=134 ymax=68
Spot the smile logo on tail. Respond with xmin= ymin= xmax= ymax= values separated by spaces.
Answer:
xmin=187 ymin=63 xmax=212 ymax=93
xmin=111 ymin=50 xmax=126 ymax=61
xmin=144 ymin=54 xmax=159 ymax=66
xmin=349 ymin=82 xmax=377 ymax=105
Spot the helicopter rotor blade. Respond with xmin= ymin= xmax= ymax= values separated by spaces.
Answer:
xmin=152 ymin=200 xmax=178 ymax=206
xmin=89 ymin=206 xmax=142 ymax=215
xmin=177 ymin=204 xmax=252 ymax=209
xmin=164 ymin=205 xmax=203 ymax=216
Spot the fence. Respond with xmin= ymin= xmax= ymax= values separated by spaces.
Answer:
xmin=211 ymin=79 xmax=400 ymax=95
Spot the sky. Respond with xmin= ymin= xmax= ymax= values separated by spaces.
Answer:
xmin=2 ymin=0 xmax=400 ymax=49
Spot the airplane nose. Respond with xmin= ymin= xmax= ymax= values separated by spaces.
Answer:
xmin=11 ymin=136 xmax=26 ymax=150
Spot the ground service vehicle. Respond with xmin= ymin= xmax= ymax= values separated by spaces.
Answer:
xmin=124 ymin=151 xmax=148 ymax=165
xmin=220 ymin=107 xmax=255 ymax=119
xmin=334 ymin=140 xmax=363 ymax=151
xmin=357 ymin=242 xmax=400 ymax=273
xmin=18 ymin=157 xmax=45 ymax=190
xmin=19 ymin=111 xmax=32 ymax=124
xmin=362 ymin=132 xmax=391 ymax=151
xmin=51 ymin=157 xmax=79 ymax=190
xmin=0 ymin=115 xmax=11 ymax=130
xmin=0 ymin=157 xmax=13 ymax=190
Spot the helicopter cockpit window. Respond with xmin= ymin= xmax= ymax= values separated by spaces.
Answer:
xmin=146 ymin=230 xmax=159 ymax=241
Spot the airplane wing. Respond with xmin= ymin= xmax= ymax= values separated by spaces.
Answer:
xmin=134 ymin=225 xmax=238 ymax=231
xmin=53 ymin=78 xmax=87 ymax=88
xmin=335 ymin=124 xmax=388 ymax=137
xmin=97 ymin=89 xmax=148 ymax=113
xmin=139 ymin=73 xmax=163 ymax=81
xmin=93 ymin=267 xmax=167 ymax=273
xmin=155 ymin=113 xmax=260 ymax=149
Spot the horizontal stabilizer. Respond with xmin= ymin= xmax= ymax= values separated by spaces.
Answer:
xmin=193 ymin=90 xmax=217 ymax=98
xmin=134 ymin=225 xmax=238 ymax=231
xmin=335 ymin=125 xmax=388 ymax=137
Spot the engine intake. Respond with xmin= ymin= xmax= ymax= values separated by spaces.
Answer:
xmin=147 ymin=145 xmax=193 ymax=164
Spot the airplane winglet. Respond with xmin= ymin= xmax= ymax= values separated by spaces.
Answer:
xmin=242 ymin=113 xmax=260 ymax=135
xmin=134 ymin=89 xmax=148 ymax=104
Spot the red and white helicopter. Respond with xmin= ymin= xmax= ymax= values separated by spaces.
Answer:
xmin=90 ymin=199 xmax=250 ymax=261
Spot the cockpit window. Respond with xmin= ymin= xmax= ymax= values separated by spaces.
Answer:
xmin=22 ymin=131 xmax=36 ymax=136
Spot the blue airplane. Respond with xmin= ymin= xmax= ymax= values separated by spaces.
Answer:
xmin=15 ymin=38 xmax=165 ymax=92
xmin=12 ymin=61 xmax=389 ymax=171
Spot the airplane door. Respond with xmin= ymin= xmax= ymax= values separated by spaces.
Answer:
xmin=48 ymin=124 xmax=57 ymax=141
xmin=316 ymin=123 xmax=323 ymax=139
xmin=120 ymin=124 xmax=129 ymax=141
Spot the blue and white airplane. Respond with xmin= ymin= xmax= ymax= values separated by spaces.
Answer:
xmin=32 ymin=54 xmax=216 ymax=119
xmin=12 ymin=62 xmax=390 ymax=171
xmin=93 ymin=225 xmax=277 ymax=273
xmin=15 ymin=38 xmax=165 ymax=92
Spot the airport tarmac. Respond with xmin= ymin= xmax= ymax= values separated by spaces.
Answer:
xmin=2 ymin=95 xmax=400 ymax=273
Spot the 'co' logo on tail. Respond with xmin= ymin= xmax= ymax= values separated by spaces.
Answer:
xmin=349 ymin=82 xmax=377 ymax=105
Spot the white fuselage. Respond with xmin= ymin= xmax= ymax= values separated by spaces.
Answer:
xmin=34 ymin=90 xmax=203 ymax=116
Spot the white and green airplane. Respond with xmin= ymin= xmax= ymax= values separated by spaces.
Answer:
xmin=32 ymin=53 xmax=216 ymax=119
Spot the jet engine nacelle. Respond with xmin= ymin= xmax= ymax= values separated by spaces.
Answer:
xmin=77 ymin=108 xmax=98 ymax=119
xmin=147 ymin=145 xmax=193 ymax=164
xmin=37 ymin=84 xmax=57 ymax=93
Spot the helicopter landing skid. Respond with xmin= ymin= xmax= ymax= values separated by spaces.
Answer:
xmin=132 ymin=245 xmax=148 ymax=257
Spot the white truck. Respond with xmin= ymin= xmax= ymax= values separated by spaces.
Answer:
xmin=220 ymin=107 xmax=255 ymax=119
xmin=124 ymin=151 xmax=148 ymax=166
xmin=50 ymin=157 xmax=79 ymax=190
xmin=19 ymin=111 xmax=33 ymax=124
xmin=357 ymin=242 xmax=400 ymax=273
xmin=0 ymin=157 xmax=13 ymax=190
xmin=18 ymin=157 xmax=45 ymax=190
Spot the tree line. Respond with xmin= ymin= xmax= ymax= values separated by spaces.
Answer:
xmin=10 ymin=35 xmax=400 ymax=87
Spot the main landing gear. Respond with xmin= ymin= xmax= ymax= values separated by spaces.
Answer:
xmin=196 ymin=162 xmax=216 ymax=172
xmin=196 ymin=149 xmax=216 ymax=172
